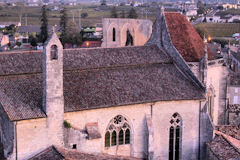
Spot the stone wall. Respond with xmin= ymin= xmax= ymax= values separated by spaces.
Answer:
xmin=15 ymin=118 xmax=49 ymax=160
xmin=0 ymin=104 xmax=14 ymax=159
xmin=64 ymin=100 xmax=201 ymax=160
xmin=101 ymin=18 xmax=152 ymax=48
xmin=207 ymin=59 xmax=228 ymax=125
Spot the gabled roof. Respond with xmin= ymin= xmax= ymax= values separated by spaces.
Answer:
xmin=165 ymin=12 xmax=216 ymax=62
xmin=0 ymin=45 xmax=204 ymax=121
xmin=29 ymin=146 xmax=140 ymax=160
xmin=207 ymin=135 xmax=240 ymax=160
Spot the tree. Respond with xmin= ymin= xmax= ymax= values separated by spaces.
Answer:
xmin=101 ymin=0 xmax=107 ymax=6
xmin=121 ymin=10 xmax=125 ymax=18
xmin=81 ymin=12 xmax=88 ymax=19
xmin=16 ymin=42 xmax=21 ymax=48
xmin=29 ymin=35 xmax=38 ymax=47
xmin=111 ymin=7 xmax=118 ymax=18
xmin=128 ymin=8 xmax=138 ymax=19
xmin=60 ymin=7 xmax=68 ymax=44
xmin=40 ymin=5 xmax=48 ymax=43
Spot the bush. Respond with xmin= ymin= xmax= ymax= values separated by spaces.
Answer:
xmin=81 ymin=12 xmax=88 ymax=19
xmin=64 ymin=120 xmax=71 ymax=128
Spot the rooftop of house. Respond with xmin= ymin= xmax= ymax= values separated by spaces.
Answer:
xmin=215 ymin=125 xmax=240 ymax=140
xmin=29 ymin=146 xmax=140 ymax=160
xmin=207 ymin=135 xmax=240 ymax=159
xmin=17 ymin=25 xmax=61 ymax=33
xmin=0 ymin=44 xmax=204 ymax=121
xmin=229 ymin=73 xmax=240 ymax=86
xmin=165 ymin=12 xmax=217 ymax=62
xmin=228 ymin=104 xmax=240 ymax=113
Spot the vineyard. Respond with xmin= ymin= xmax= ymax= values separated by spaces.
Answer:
xmin=194 ymin=23 xmax=240 ymax=37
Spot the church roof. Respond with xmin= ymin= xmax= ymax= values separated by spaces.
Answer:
xmin=29 ymin=146 xmax=140 ymax=160
xmin=0 ymin=45 xmax=204 ymax=121
xmin=207 ymin=135 xmax=240 ymax=159
xmin=165 ymin=12 xmax=216 ymax=62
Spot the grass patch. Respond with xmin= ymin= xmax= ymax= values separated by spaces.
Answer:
xmin=64 ymin=120 xmax=71 ymax=128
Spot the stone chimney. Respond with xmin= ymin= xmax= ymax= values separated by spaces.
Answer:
xmin=43 ymin=28 xmax=64 ymax=147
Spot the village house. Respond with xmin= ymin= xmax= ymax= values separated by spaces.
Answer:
xmin=0 ymin=8 xmax=214 ymax=160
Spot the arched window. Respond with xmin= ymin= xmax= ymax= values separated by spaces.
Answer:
xmin=169 ymin=113 xmax=182 ymax=160
xmin=50 ymin=45 xmax=58 ymax=60
xmin=105 ymin=131 xmax=110 ymax=147
xmin=112 ymin=28 xmax=116 ymax=42
xmin=125 ymin=29 xmax=133 ymax=46
xmin=105 ymin=115 xmax=131 ymax=147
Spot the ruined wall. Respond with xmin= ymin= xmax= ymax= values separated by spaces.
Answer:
xmin=0 ymin=104 xmax=14 ymax=159
xmin=101 ymin=18 xmax=152 ymax=48
xmin=64 ymin=100 xmax=201 ymax=160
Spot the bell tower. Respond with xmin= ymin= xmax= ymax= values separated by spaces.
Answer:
xmin=43 ymin=28 xmax=64 ymax=147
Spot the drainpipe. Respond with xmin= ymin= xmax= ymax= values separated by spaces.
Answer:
xmin=14 ymin=121 xmax=17 ymax=160
xmin=198 ymin=101 xmax=201 ymax=160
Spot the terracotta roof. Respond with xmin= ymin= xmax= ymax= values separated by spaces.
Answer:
xmin=0 ymin=45 xmax=204 ymax=121
xmin=29 ymin=146 xmax=64 ymax=160
xmin=165 ymin=12 xmax=216 ymax=62
xmin=30 ymin=146 xmax=140 ymax=160
xmin=207 ymin=135 xmax=240 ymax=160
xmin=215 ymin=126 xmax=240 ymax=140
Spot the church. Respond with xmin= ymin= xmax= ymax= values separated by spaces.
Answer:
xmin=0 ymin=9 xmax=213 ymax=160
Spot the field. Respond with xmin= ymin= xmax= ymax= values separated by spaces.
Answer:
xmin=0 ymin=4 xmax=161 ymax=27
xmin=194 ymin=23 xmax=240 ymax=37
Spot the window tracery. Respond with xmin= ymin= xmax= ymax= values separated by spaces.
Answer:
xmin=169 ymin=113 xmax=182 ymax=160
xmin=105 ymin=115 xmax=131 ymax=147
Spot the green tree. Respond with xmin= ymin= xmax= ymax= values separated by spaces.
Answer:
xmin=101 ymin=0 xmax=107 ymax=6
xmin=111 ymin=7 xmax=118 ymax=18
xmin=81 ymin=12 xmax=88 ymax=19
xmin=16 ymin=42 xmax=21 ymax=48
xmin=128 ymin=7 xmax=138 ymax=19
xmin=40 ymin=5 xmax=48 ymax=43
xmin=121 ymin=10 xmax=125 ymax=18
xmin=29 ymin=35 xmax=38 ymax=47
xmin=60 ymin=7 xmax=68 ymax=44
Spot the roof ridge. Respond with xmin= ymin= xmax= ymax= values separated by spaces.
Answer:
xmin=0 ymin=61 xmax=173 ymax=78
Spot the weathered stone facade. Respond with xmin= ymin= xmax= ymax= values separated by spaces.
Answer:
xmin=0 ymin=9 xmax=213 ymax=160
xmin=101 ymin=18 xmax=152 ymax=48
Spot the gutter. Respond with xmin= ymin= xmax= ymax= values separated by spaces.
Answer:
xmin=14 ymin=121 xmax=17 ymax=160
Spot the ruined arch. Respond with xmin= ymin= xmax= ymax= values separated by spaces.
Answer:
xmin=107 ymin=23 xmax=118 ymax=43
xmin=120 ymin=23 xmax=135 ymax=47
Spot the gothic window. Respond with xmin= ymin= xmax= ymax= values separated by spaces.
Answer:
xmin=105 ymin=115 xmax=131 ymax=147
xmin=125 ymin=29 xmax=134 ymax=46
xmin=169 ymin=113 xmax=182 ymax=160
xmin=50 ymin=45 xmax=58 ymax=60
xmin=113 ymin=28 xmax=116 ymax=42
xmin=105 ymin=131 xmax=110 ymax=147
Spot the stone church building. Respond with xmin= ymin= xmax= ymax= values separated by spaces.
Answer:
xmin=0 ymin=9 xmax=216 ymax=160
